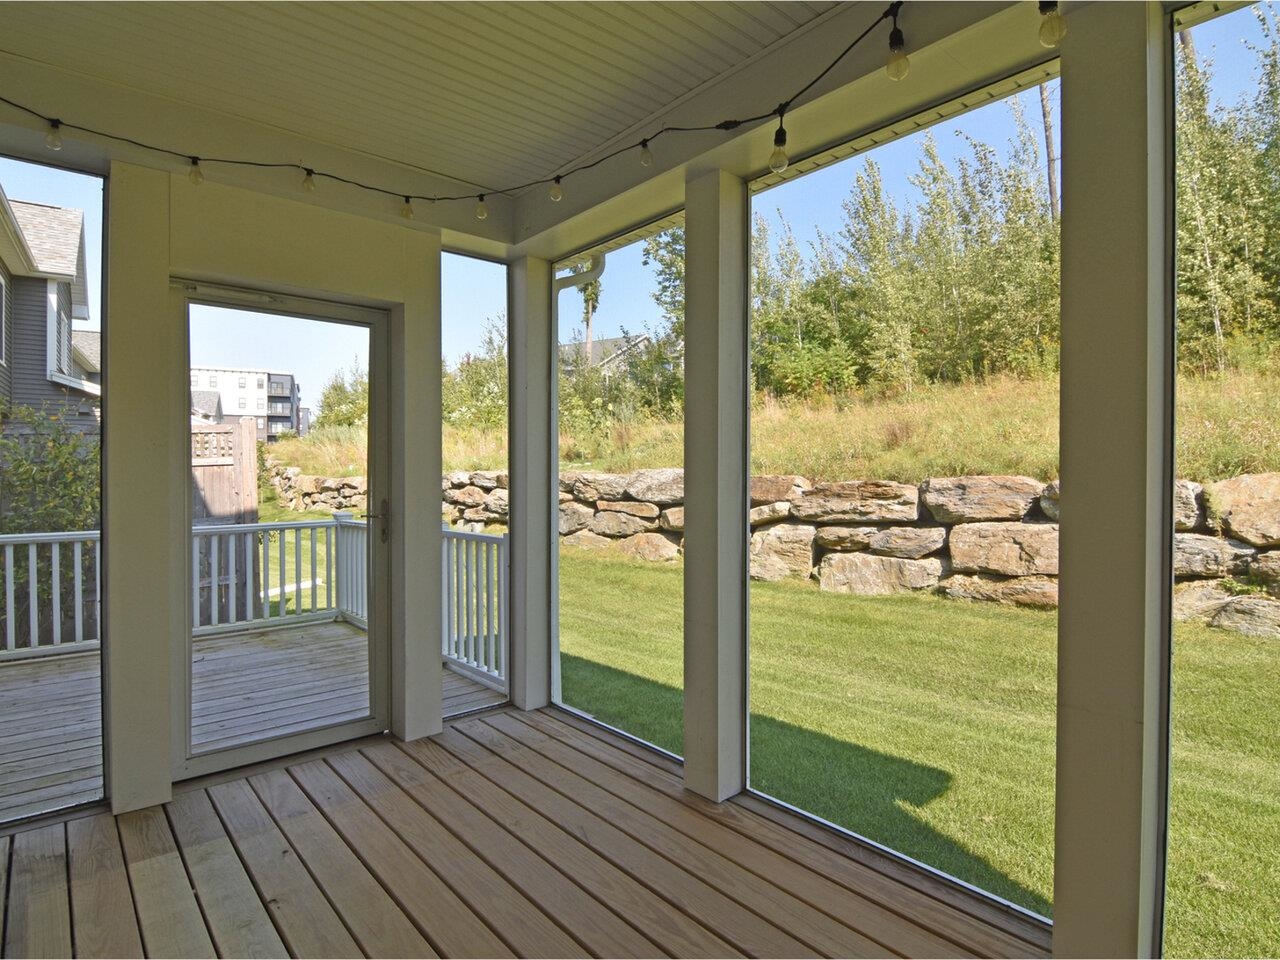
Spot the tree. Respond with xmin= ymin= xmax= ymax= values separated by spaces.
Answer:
xmin=314 ymin=362 xmax=369 ymax=429
xmin=1175 ymin=33 xmax=1275 ymax=375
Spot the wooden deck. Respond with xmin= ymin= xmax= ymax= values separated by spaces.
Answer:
xmin=0 ymin=623 xmax=505 ymax=823
xmin=0 ymin=706 xmax=1049 ymax=959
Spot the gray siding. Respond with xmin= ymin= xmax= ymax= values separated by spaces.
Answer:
xmin=0 ymin=259 xmax=12 ymax=405
xmin=7 ymin=275 xmax=99 ymax=431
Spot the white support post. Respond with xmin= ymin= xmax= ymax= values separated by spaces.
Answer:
xmin=507 ymin=257 xmax=554 ymax=710
xmin=682 ymin=168 xmax=749 ymax=802
xmin=105 ymin=163 xmax=179 ymax=813
xmin=388 ymin=243 xmax=443 ymax=740
xmin=1056 ymin=4 xmax=1173 ymax=956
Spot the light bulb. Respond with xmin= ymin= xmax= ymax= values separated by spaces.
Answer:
xmin=188 ymin=158 xmax=204 ymax=185
xmin=549 ymin=177 xmax=563 ymax=202
xmin=768 ymin=124 xmax=788 ymax=175
xmin=45 ymin=121 xmax=63 ymax=151
xmin=886 ymin=26 xmax=909 ymax=81
xmin=400 ymin=196 xmax=414 ymax=220
xmin=475 ymin=194 xmax=488 ymax=221
xmin=1038 ymin=3 xmax=1066 ymax=48
xmin=302 ymin=169 xmax=317 ymax=192
xmin=639 ymin=139 xmax=654 ymax=167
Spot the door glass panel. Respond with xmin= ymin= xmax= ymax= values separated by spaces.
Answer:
xmin=187 ymin=305 xmax=372 ymax=754
xmin=1167 ymin=6 xmax=1280 ymax=955
xmin=553 ymin=226 xmax=686 ymax=754
xmin=0 ymin=157 xmax=104 ymax=822
xmin=746 ymin=83 xmax=1061 ymax=916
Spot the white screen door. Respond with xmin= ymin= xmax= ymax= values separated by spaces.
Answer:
xmin=174 ymin=284 xmax=390 ymax=778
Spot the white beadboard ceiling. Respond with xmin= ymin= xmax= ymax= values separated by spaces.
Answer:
xmin=0 ymin=1 xmax=836 ymax=194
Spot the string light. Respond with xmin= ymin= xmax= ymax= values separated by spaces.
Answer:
xmin=1038 ymin=1 xmax=1066 ymax=48
xmin=769 ymin=118 xmax=789 ymax=174
xmin=886 ymin=3 xmax=909 ymax=82
xmin=0 ymin=2 xmax=904 ymax=216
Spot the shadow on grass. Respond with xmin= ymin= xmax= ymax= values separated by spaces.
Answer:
xmin=560 ymin=652 xmax=1051 ymax=917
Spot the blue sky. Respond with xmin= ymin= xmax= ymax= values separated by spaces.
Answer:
xmin=0 ymin=3 xmax=1267 ymax=384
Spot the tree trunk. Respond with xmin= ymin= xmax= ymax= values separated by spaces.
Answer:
xmin=1039 ymin=84 xmax=1060 ymax=221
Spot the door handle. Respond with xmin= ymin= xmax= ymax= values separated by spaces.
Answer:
xmin=368 ymin=499 xmax=390 ymax=543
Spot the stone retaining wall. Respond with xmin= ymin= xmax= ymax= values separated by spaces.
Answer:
xmin=276 ymin=458 xmax=1280 ymax=637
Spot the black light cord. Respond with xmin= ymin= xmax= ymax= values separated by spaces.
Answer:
xmin=0 ymin=2 xmax=900 ymax=210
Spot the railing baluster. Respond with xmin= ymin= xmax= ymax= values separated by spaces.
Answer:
xmin=294 ymin=525 xmax=302 ymax=617
xmin=278 ymin=528 xmax=286 ymax=619
xmin=4 ymin=544 xmax=14 ymax=650
xmin=326 ymin=523 xmax=334 ymax=611
xmin=73 ymin=540 xmax=84 ymax=644
xmin=486 ymin=540 xmax=495 ymax=673
xmin=210 ymin=533 xmax=220 ymax=627
xmin=262 ymin=529 xmax=271 ymax=620
xmin=465 ymin=538 xmax=474 ymax=666
xmin=51 ymin=542 xmax=61 ymax=645
xmin=93 ymin=538 xmax=101 ymax=641
xmin=499 ymin=534 xmax=508 ymax=681
xmin=305 ymin=527 xmax=313 ymax=616
xmin=245 ymin=532 xmax=254 ymax=622
xmin=192 ymin=534 xmax=202 ymax=629
xmin=28 ymin=543 xmax=38 ymax=647
xmin=228 ymin=532 xmax=238 ymax=624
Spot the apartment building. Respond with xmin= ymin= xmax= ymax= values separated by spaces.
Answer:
xmin=189 ymin=366 xmax=303 ymax=441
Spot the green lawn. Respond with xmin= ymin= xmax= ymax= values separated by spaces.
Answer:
xmin=557 ymin=548 xmax=1280 ymax=959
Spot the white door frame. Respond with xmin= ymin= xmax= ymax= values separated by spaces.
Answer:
xmin=170 ymin=282 xmax=391 ymax=780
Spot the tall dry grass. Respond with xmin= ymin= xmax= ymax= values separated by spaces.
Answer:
xmin=272 ymin=371 xmax=1280 ymax=483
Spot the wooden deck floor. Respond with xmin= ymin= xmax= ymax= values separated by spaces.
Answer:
xmin=0 ymin=624 xmax=504 ymax=823
xmin=0 ymin=706 xmax=1049 ymax=959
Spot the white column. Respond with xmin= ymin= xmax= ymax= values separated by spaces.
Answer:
xmin=507 ymin=257 xmax=554 ymax=710
xmin=682 ymin=169 xmax=749 ymax=801
xmin=1056 ymin=4 xmax=1173 ymax=956
xmin=388 ymin=238 xmax=442 ymax=739
xmin=104 ymin=163 xmax=179 ymax=813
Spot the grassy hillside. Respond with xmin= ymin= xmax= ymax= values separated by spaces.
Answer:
xmin=274 ymin=370 xmax=1280 ymax=483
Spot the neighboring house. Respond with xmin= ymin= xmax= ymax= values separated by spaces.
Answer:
xmin=191 ymin=366 xmax=302 ymax=442
xmin=266 ymin=372 xmax=302 ymax=439
xmin=71 ymin=330 xmax=100 ymax=387
xmin=0 ymin=183 xmax=99 ymax=431
xmin=190 ymin=389 xmax=224 ymax=424
xmin=558 ymin=334 xmax=652 ymax=379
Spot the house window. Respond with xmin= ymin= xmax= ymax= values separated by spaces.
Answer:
xmin=238 ymin=376 xmax=246 ymax=388
xmin=257 ymin=377 xmax=264 ymax=389
xmin=0 ymin=274 xmax=6 ymax=366
xmin=257 ymin=398 xmax=265 ymax=410
xmin=209 ymin=375 xmax=217 ymax=387
xmin=257 ymin=418 xmax=265 ymax=429
xmin=238 ymin=398 xmax=246 ymax=409
xmin=190 ymin=373 xmax=197 ymax=386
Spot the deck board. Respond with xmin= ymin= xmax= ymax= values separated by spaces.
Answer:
xmin=0 ymin=704 xmax=1048 ymax=959
xmin=0 ymin=622 xmax=505 ymax=822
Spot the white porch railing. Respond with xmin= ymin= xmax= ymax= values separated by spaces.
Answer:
xmin=0 ymin=530 xmax=101 ymax=659
xmin=442 ymin=525 xmax=508 ymax=690
xmin=3 ymin=518 xmax=510 ymax=695
xmin=191 ymin=512 xmax=367 ymax=635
